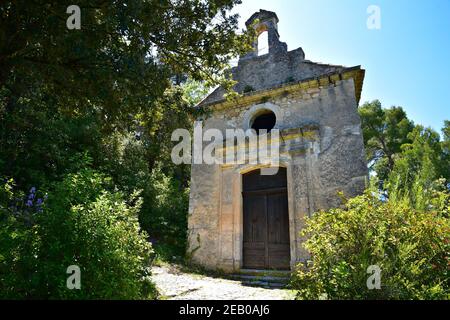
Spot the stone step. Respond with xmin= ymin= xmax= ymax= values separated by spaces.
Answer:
xmin=226 ymin=270 xmax=292 ymax=289
xmin=231 ymin=278 xmax=290 ymax=289
xmin=238 ymin=269 xmax=291 ymax=277
xmin=229 ymin=274 xmax=290 ymax=283
xmin=239 ymin=281 xmax=287 ymax=289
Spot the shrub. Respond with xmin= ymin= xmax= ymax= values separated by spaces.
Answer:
xmin=0 ymin=169 xmax=157 ymax=299
xmin=101 ymin=133 xmax=190 ymax=261
xmin=139 ymin=168 xmax=189 ymax=261
xmin=292 ymin=189 xmax=449 ymax=300
xmin=0 ymin=180 xmax=42 ymax=298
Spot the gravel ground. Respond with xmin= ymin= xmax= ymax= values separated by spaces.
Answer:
xmin=151 ymin=265 xmax=296 ymax=300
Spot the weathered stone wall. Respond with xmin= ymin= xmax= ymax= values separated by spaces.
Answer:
xmin=188 ymin=78 xmax=368 ymax=271
xmin=201 ymin=47 xmax=348 ymax=106
xmin=200 ymin=9 xmax=347 ymax=107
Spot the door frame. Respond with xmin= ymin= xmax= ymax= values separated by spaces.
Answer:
xmin=233 ymin=163 xmax=297 ymax=271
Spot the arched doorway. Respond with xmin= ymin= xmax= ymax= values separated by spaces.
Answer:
xmin=242 ymin=168 xmax=290 ymax=270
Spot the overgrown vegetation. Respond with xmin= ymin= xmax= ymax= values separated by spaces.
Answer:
xmin=0 ymin=0 xmax=251 ymax=299
xmin=293 ymin=188 xmax=449 ymax=300
xmin=1 ymin=167 xmax=156 ymax=299
xmin=0 ymin=0 xmax=448 ymax=301
xmin=292 ymin=101 xmax=449 ymax=300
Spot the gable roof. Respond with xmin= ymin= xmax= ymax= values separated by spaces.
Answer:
xmin=198 ymin=45 xmax=364 ymax=109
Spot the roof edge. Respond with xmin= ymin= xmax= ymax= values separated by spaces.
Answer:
xmin=196 ymin=66 xmax=365 ymax=110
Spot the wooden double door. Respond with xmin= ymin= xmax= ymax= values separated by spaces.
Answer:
xmin=242 ymin=168 xmax=290 ymax=270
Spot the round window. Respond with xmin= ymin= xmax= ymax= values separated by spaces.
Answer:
xmin=250 ymin=110 xmax=276 ymax=135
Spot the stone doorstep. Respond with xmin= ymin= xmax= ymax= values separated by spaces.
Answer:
xmin=226 ymin=269 xmax=292 ymax=289
xmin=227 ymin=275 xmax=290 ymax=289
xmin=238 ymin=269 xmax=291 ymax=277
xmin=229 ymin=275 xmax=290 ymax=284
xmin=239 ymin=281 xmax=287 ymax=290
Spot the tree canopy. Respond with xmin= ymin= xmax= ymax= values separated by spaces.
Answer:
xmin=0 ymin=0 xmax=252 ymax=299
xmin=359 ymin=100 xmax=414 ymax=181
xmin=359 ymin=100 xmax=449 ymax=190
xmin=0 ymin=0 xmax=252 ymax=129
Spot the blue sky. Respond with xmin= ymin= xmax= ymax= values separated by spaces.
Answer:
xmin=231 ymin=0 xmax=450 ymax=133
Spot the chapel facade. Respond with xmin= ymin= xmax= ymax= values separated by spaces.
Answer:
xmin=188 ymin=10 xmax=367 ymax=271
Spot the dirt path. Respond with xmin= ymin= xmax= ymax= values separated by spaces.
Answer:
xmin=152 ymin=265 xmax=296 ymax=300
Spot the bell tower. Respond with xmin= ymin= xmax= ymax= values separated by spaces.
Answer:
xmin=241 ymin=10 xmax=288 ymax=60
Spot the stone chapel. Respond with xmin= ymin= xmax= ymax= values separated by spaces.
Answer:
xmin=188 ymin=10 xmax=368 ymax=272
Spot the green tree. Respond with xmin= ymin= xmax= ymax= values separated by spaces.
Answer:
xmin=0 ymin=101 xmax=104 ymax=188
xmin=441 ymin=121 xmax=450 ymax=179
xmin=0 ymin=1 xmax=252 ymax=298
xmin=359 ymin=100 xmax=414 ymax=183
xmin=0 ymin=0 xmax=250 ymax=189
xmin=294 ymin=104 xmax=450 ymax=300
xmin=388 ymin=125 xmax=449 ymax=210
xmin=0 ymin=0 xmax=252 ymax=129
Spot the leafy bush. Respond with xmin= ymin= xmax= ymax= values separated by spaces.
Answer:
xmin=139 ymin=168 xmax=190 ymax=261
xmin=0 ymin=180 xmax=42 ymax=298
xmin=0 ymin=169 xmax=156 ymax=299
xmin=292 ymin=189 xmax=449 ymax=300
xmin=101 ymin=132 xmax=190 ymax=262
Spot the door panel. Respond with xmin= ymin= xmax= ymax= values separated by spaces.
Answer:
xmin=243 ymin=193 xmax=267 ymax=269
xmin=268 ymin=244 xmax=290 ymax=269
xmin=242 ymin=169 xmax=290 ymax=270
xmin=267 ymin=192 xmax=290 ymax=270
xmin=243 ymin=242 xmax=265 ymax=269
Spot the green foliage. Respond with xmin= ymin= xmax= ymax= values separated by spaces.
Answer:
xmin=359 ymin=101 xmax=449 ymax=192
xmin=139 ymin=168 xmax=190 ymax=261
xmin=441 ymin=120 xmax=450 ymax=180
xmin=99 ymin=129 xmax=190 ymax=262
xmin=181 ymin=78 xmax=212 ymax=107
xmin=292 ymin=189 xmax=449 ymax=300
xmin=0 ymin=95 xmax=104 ymax=188
xmin=359 ymin=100 xmax=414 ymax=182
xmin=0 ymin=169 xmax=156 ymax=299
xmin=388 ymin=125 xmax=449 ymax=210
xmin=0 ymin=0 xmax=251 ymax=299
xmin=0 ymin=179 xmax=42 ymax=298
xmin=294 ymin=104 xmax=449 ymax=300
xmin=0 ymin=76 xmax=205 ymax=272
xmin=0 ymin=1 xmax=253 ymax=128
